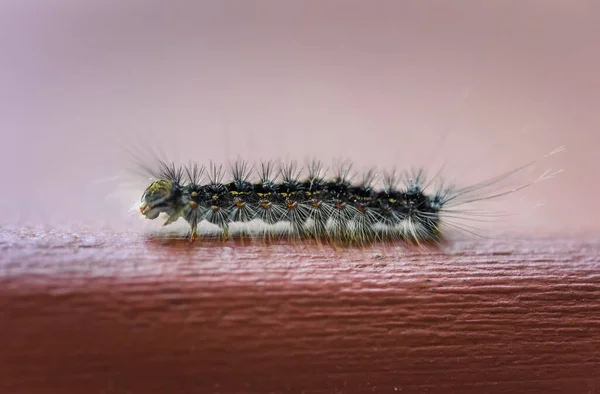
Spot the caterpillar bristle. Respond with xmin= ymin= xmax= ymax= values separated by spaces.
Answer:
xmin=133 ymin=149 xmax=561 ymax=246
xmin=332 ymin=159 xmax=355 ymax=186
xmin=382 ymin=170 xmax=400 ymax=193
xmin=279 ymin=161 xmax=302 ymax=186
xmin=258 ymin=160 xmax=277 ymax=185
xmin=230 ymin=159 xmax=253 ymax=185
xmin=185 ymin=162 xmax=204 ymax=185
xmin=358 ymin=168 xmax=377 ymax=189
xmin=206 ymin=162 xmax=225 ymax=185
xmin=157 ymin=160 xmax=185 ymax=185
xmin=306 ymin=159 xmax=327 ymax=186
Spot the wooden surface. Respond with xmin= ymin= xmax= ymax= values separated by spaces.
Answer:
xmin=1 ymin=228 xmax=599 ymax=394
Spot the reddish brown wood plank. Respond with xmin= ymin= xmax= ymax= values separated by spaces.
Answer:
xmin=1 ymin=229 xmax=599 ymax=393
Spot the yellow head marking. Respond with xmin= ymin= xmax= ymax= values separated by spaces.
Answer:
xmin=147 ymin=179 xmax=172 ymax=195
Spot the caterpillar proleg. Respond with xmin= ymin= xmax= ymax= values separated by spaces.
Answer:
xmin=134 ymin=149 xmax=563 ymax=246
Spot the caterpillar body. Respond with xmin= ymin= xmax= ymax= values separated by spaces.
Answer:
xmin=136 ymin=155 xmax=559 ymax=245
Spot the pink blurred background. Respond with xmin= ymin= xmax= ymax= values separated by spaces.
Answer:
xmin=1 ymin=1 xmax=598 ymax=235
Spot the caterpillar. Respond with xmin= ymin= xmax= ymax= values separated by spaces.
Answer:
xmin=135 ymin=153 xmax=561 ymax=245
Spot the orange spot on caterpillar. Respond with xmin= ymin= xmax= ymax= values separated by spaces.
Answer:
xmin=140 ymin=203 xmax=150 ymax=215
xmin=234 ymin=198 xmax=246 ymax=208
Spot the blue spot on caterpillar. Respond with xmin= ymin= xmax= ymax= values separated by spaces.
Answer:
xmin=136 ymin=151 xmax=562 ymax=245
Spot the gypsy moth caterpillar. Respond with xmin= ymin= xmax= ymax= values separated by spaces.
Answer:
xmin=131 ymin=147 xmax=563 ymax=246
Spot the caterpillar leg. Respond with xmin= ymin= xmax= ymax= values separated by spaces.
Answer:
xmin=189 ymin=228 xmax=198 ymax=242
xmin=220 ymin=225 xmax=230 ymax=241
xmin=188 ymin=216 xmax=199 ymax=242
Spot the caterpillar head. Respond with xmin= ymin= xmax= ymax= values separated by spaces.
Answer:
xmin=139 ymin=179 xmax=178 ymax=220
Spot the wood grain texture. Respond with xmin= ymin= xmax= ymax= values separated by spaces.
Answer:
xmin=1 ymin=229 xmax=599 ymax=394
